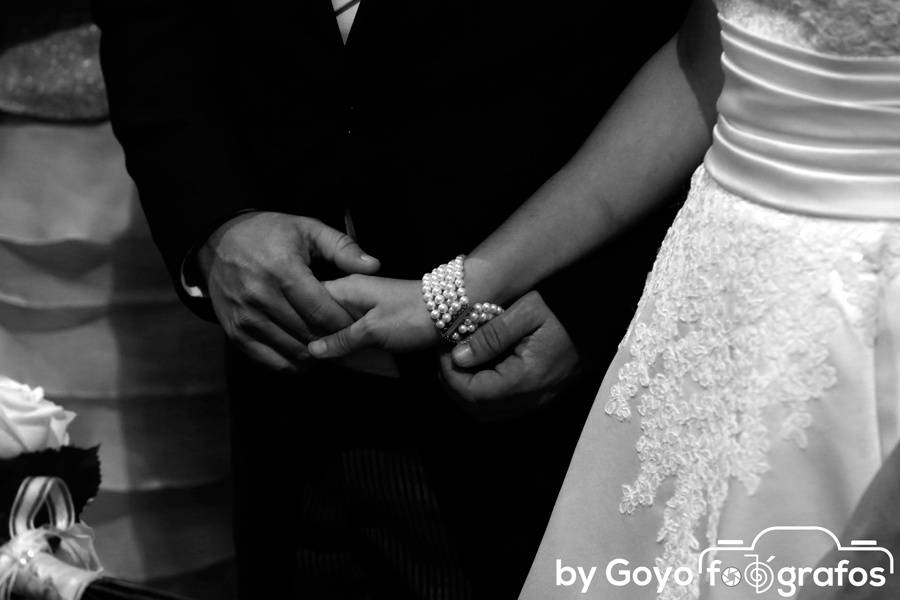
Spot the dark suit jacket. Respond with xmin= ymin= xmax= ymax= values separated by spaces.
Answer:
xmin=92 ymin=0 xmax=688 ymax=355
xmin=92 ymin=3 xmax=689 ymax=598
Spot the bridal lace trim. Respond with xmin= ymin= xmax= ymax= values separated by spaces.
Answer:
xmin=604 ymin=167 xmax=900 ymax=599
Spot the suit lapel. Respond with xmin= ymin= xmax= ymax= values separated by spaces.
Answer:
xmin=308 ymin=0 xmax=346 ymax=51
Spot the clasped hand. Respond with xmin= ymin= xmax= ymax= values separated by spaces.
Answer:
xmin=200 ymin=211 xmax=579 ymax=416
xmin=309 ymin=279 xmax=581 ymax=420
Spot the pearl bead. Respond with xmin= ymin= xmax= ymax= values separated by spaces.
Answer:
xmin=424 ymin=256 xmax=479 ymax=336
xmin=480 ymin=312 xmax=489 ymax=321
xmin=473 ymin=303 xmax=482 ymax=313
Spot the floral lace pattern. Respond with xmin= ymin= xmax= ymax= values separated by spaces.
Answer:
xmin=604 ymin=167 xmax=900 ymax=599
xmin=715 ymin=0 xmax=900 ymax=57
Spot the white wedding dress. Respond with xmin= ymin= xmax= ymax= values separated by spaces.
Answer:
xmin=520 ymin=1 xmax=900 ymax=598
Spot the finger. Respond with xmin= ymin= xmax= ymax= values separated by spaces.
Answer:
xmin=257 ymin=296 xmax=315 ymax=343
xmin=451 ymin=296 xmax=542 ymax=368
xmin=309 ymin=222 xmax=380 ymax=274
xmin=279 ymin=266 xmax=355 ymax=334
xmin=239 ymin=314 xmax=311 ymax=363
xmin=440 ymin=354 xmax=533 ymax=422
xmin=232 ymin=334 xmax=299 ymax=374
xmin=308 ymin=317 xmax=372 ymax=359
xmin=439 ymin=353 xmax=516 ymax=402
xmin=469 ymin=356 xmax=529 ymax=399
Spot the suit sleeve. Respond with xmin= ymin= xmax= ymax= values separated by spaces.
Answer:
xmin=92 ymin=2 xmax=251 ymax=320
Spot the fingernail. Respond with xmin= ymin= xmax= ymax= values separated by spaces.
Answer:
xmin=309 ymin=340 xmax=326 ymax=357
xmin=360 ymin=253 xmax=377 ymax=263
xmin=452 ymin=344 xmax=473 ymax=366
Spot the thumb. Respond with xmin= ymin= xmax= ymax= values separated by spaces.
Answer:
xmin=310 ymin=222 xmax=380 ymax=274
xmin=308 ymin=318 xmax=372 ymax=359
xmin=450 ymin=311 xmax=514 ymax=368
xmin=451 ymin=294 xmax=542 ymax=368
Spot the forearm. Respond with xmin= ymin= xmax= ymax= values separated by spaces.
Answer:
xmin=466 ymin=16 xmax=721 ymax=304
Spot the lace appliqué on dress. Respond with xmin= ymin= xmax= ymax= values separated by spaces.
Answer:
xmin=604 ymin=167 xmax=900 ymax=599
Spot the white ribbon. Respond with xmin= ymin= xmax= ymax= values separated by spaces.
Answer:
xmin=0 ymin=476 xmax=102 ymax=600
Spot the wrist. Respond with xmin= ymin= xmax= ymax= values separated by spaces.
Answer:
xmin=195 ymin=238 xmax=217 ymax=286
xmin=421 ymin=256 xmax=506 ymax=345
xmin=196 ymin=210 xmax=263 ymax=281
xmin=181 ymin=247 xmax=207 ymax=297
xmin=418 ymin=302 xmax=443 ymax=347
xmin=462 ymin=255 xmax=515 ymax=307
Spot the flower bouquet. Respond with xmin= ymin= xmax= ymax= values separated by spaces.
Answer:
xmin=0 ymin=376 xmax=193 ymax=600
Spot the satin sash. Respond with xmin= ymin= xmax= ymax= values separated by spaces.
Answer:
xmin=704 ymin=15 xmax=900 ymax=220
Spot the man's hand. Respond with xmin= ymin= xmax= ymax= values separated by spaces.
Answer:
xmin=197 ymin=211 xmax=380 ymax=372
xmin=439 ymin=291 xmax=580 ymax=421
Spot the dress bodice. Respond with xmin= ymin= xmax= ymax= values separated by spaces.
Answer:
xmin=703 ymin=0 xmax=900 ymax=221
xmin=715 ymin=0 xmax=900 ymax=57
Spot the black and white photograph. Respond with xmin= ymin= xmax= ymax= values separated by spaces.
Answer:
xmin=0 ymin=0 xmax=898 ymax=598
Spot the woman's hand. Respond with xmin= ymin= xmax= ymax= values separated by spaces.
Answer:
xmin=438 ymin=291 xmax=581 ymax=421
xmin=308 ymin=275 xmax=440 ymax=358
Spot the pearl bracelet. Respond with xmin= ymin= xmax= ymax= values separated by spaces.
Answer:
xmin=422 ymin=255 xmax=504 ymax=344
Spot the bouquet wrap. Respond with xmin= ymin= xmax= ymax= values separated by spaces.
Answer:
xmin=0 ymin=378 xmax=195 ymax=600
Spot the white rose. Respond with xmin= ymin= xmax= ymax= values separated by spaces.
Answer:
xmin=0 ymin=376 xmax=75 ymax=458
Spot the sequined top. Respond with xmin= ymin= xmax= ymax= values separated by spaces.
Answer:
xmin=716 ymin=0 xmax=900 ymax=57
xmin=0 ymin=23 xmax=107 ymax=120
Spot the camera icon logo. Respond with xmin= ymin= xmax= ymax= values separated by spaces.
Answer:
xmin=698 ymin=526 xmax=895 ymax=596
